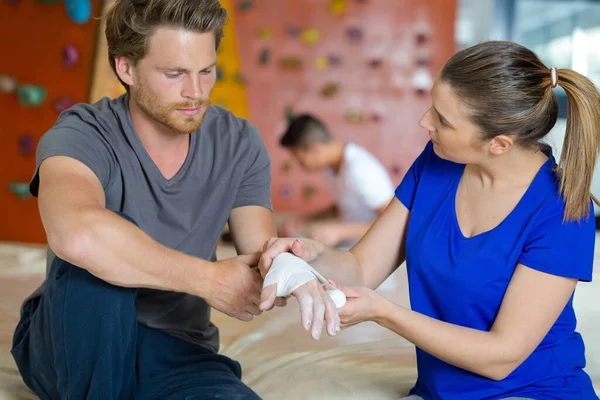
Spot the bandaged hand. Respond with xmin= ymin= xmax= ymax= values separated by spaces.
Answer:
xmin=259 ymin=239 xmax=344 ymax=339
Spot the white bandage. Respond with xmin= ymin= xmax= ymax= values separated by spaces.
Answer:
xmin=263 ymin=253 xmax=346 ymax=309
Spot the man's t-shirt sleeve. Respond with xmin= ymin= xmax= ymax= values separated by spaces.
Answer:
xmin=232 ymin=126 xmax=273 ymax=210
xmin=29 ymin=115 xmax=115 ymax=197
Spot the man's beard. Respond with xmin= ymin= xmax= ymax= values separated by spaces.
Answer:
xmin=134 ymin=83 xmax=210 ymax=135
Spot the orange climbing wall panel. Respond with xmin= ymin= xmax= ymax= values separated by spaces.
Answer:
xmin=0 ymin=0 xmax=103 ymax=244
xmin=233 ymin=0 xmax=457 ymax=213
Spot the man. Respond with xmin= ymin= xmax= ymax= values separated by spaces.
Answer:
xmin=11 ymin=1 xmax=336 ymax=398
xmin=280 ymin=114 xmax=395 ymax=248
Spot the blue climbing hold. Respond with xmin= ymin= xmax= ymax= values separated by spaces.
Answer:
xmin=65 ymin=0 xmax=91 ymax=24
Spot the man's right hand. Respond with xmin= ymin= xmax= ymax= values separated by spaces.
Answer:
xmin=203 ymin=253 xmax=265 ymax=322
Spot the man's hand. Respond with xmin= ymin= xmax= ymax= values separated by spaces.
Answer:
xmin=203 ymin=253 xmax=266 ymax=322
xmin=258 ymin=238 xmax=340 ymax=339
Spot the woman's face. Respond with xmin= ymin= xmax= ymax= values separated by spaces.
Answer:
xmin=419 ymin=79 xmax=488 ymax=164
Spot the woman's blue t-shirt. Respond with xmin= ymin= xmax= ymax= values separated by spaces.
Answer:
xmin=396 ymin=141 xmax=598 ymax=400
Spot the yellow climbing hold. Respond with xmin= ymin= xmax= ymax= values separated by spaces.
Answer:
xmin=259 ymin=27 xmax=273 ymax=39
xmin=314 ymin=57 xmax=329 ymax=70
xmin=301 ymin=28 xmax=321 ymax=45
xmin=329 ymin=0 xmax=347 ymax=17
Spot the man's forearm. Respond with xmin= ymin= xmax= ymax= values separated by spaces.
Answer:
xmin=52 ymin=207 xmax=214 ymax=296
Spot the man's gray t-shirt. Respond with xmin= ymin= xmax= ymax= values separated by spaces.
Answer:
xmin=26 ymin=94 xmax=272 ymax=353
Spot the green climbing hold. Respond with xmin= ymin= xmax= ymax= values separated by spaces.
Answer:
xmin=238 ymin=0 xmax=253 ymax=12
xmin=285 ymin=106 xmax=295 ymax=122
xmin=259 ymin=48 xmax=271 ymax=65
xmin=16 ymin=85 xmax=47 ymax=107
xmin=7 ymin=183 xmax=30 ymax=199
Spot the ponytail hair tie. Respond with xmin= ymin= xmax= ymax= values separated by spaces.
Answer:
xmin=550 ymin=67 xmax=558 ymax=88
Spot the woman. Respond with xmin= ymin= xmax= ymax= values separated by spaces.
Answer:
xmin=259 ymin=41 xmax=600 ymax=399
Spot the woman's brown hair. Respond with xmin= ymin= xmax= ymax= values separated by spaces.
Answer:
xmin=441 ymin=41 xmax=600 ymax=221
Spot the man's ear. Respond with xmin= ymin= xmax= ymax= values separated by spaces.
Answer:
xmin=114 ymin=57 xmax=135 ymax=88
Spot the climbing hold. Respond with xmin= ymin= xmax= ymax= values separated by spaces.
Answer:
xmin=238 ymin=0 xmax=253 ymax=12
xmin=7 ymin=183 xmax=30 ymax=199
xmin=327 ymin=54 xmax=341 ymax=67
xmin=416 ymin=32 xmax=428 ymax=45
xmin=287 ymin=26 xmax=301 ymax=37
xmin=279 ymin=57 xmax=303 ymax=71
xmin=346 ymin=26 xmax=363 ymax=42
xmin=314 ymin=57 xmax=329 ymax=70
xmin=370 ymin=112 xmax=382 ymax=123
xmin=280 ymin=186 xmax=293 ymax=199
xmin=65 ymin=0 xmax=91 ymax=24
xmin=285 ymin=106 xmax=295 ymax=122
xmin=63 ymin=45 xmax=79 ymax=68
xmin=259 ymin=48 xmax=271 ymax=65
xmin=416 ymin=57 xmax=430 ymax=67
xmin=301 ymin=29 xmax=321 ymax=45
xmin=345 ymin=110 xmax=363 ymax=124
xmin=216 ymin=67 xmax=224 ymax=81
xmin=16 ymin=85 xmax=47 ymax=107
xmin=412 ymin=67 xmax=433 ymax=95
xmin=302 ymin=184 xmax=316 ymax=200
xmin=258 ymin=27 xmax=273 ymax=39
xmin=18 ymin=135 xmax=35 ymax=156
xmin=53 ymin=96 xmax=75 ymax=113
xmin=233 ymin=72 xmax=246 ymax=84
xmin=368 ymin=58 xmax=383 ymax=68
xmin=281 ymin=161 xmax=293 ymax=174
xmin=329 ymin=0 xmax=347 ymax=17
xmin=320 ymin=82 xmax=339 ymax=98
xmin=0 ymin=74 xmax=18 ymax=94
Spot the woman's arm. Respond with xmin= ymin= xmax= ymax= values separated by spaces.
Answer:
xmin=260 ymin=197 xmax=411 ymax=289
xmin=370 ymin=264 xmax=577 ymax=380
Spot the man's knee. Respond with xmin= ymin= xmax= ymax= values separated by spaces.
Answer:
xmin=48 ymin=256 xmax=137 ymax=315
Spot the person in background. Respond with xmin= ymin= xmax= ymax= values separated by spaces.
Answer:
xmin=260 ymin=41 xmax=600 ymax=399
xmin=279 ymin=114 xmax=395 ymax=248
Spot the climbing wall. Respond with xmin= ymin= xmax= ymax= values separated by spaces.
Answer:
xmin=0 ymin=0 xmax=103 ymax=244
xmin=233 ymin=0 xmax=457 ymax=213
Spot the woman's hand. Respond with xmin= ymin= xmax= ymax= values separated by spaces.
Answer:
xmin=333 ymin=281 xmax=387 ymax=329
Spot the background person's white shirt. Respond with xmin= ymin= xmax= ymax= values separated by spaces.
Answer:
xmin=324 ymin=142 xmax=395 ymax=224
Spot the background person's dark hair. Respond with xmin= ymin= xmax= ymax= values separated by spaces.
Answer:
xmin=440 ymin=40 xmax=600 ymax=221
xmin=105 ymin=0 xmax=228 ymax=91
xmin=280 ymin=114 xmax=332 ymax=149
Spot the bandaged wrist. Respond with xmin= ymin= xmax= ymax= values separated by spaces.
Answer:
xmin=263 ymin=253 xmax=346 ymax=308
